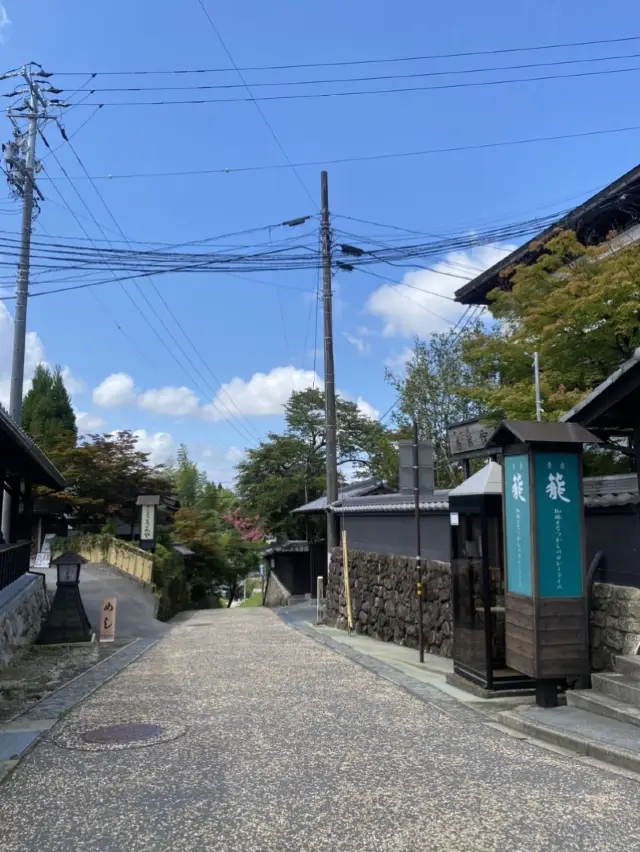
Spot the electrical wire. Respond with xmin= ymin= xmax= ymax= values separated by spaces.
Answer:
xmin=39 ymin=136 xmax=261 ymax=447
xmin=53 ymin=34 xmax=640 ymax=74
xmin=82 ymin=51 xmax=640 ymax=92
xmin=194 ymin=0 xmax=316 ymax=209
xmin=62 ymin=134 xmax=265 ymax=443
xmin=76 ymin=63 xmax=640 ymax=105
xmin=36 ymin=123 xmax=640 ymax=181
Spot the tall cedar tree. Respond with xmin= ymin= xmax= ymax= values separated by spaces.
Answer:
xmin=22 ymin=365 xmax=77 ymax=453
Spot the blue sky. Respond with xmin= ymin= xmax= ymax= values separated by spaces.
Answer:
xmin=1 ymin=0 xmax=639 ymax=483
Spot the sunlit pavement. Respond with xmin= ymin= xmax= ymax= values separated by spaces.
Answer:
xmin=1 ymin=607 xmax=639 ymax=851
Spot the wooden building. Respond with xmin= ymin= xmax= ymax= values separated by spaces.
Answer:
xmin=0 ymin=405 xmax=66 ymax=592
xmin=455 ymin=162 xmax=640 ymax=307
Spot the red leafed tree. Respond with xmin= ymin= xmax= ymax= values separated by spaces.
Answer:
xmin=223 ymin=509 xmax=263 ymax=542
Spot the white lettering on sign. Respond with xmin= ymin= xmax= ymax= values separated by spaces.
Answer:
xmin=511 ymin=472 xmax=527 ymax=503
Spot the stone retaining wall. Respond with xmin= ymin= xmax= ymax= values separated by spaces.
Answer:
xmin=591 ymin=582 xmax=640 ymax=670
xmin=0 ymin=575 xmax=49 ymax=669
xmin=325 ymin=548 xmax=452 ymax=656
xmin=326 ymin=548 xmax=640 ymax=671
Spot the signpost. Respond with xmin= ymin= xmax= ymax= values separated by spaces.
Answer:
xmin=99 ymin=597 xmax=117 ymax=643
xmin=487 ymin=421 xmax=600 ymax=706
xmin=136 ymin=495 xmax=160 ymax=552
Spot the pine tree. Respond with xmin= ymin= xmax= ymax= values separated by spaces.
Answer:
xmin=22 ymin=365 xmax=77 ymax=453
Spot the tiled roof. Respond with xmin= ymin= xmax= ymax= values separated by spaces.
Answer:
xmin=335 ymin=472 xmax=640 ymax=513
xmin=292 ymin=478 xmax=392 ymax=514
xmin=0 ymin=404 xmax=66 ymax=490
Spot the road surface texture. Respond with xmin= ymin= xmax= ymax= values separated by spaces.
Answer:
xmin=40 ymin=562 xmax=169 ymax=640
xmin=1 ymin=609 xmax=639 ymax=852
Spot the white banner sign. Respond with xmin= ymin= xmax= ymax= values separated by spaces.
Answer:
xmin=34 ymin=551 xmax=51 ymax=568
xmin=140 ymin=505 xmax=156 ymax=541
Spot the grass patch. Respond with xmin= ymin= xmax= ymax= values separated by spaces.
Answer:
xmin=239 ymin=591 xmax=263 ymax=607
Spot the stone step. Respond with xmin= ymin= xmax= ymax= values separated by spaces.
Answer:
xmin=498 ymin=705 xmax=640 ymax=775
xmin=614 ymin=655 xmax=640 ymax=680
xmin=592 ymin=672 xmax=640 ymax=708
xmin=567 ymin=688 xmax=640 ymax=729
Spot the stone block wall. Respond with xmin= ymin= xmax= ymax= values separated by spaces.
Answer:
xmin=0 ymin=575 xmax=49 ymax=669
xmin=326 ymin=547 xmax=640 ymax=670
xmin=264 ymin=571 xmax=291 ymax=608
xmin=591 ymin=582 xmax=640 ymax=670
xmin=325 ymin=548 xmax=452 ymax=656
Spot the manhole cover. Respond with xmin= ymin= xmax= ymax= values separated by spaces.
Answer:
xmin=53 ymin=720 xmax=186 ymax=752
xmin=81 ymin=723 xmax=163 ymax=745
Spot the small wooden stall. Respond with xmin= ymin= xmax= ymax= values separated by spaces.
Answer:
xmin=449 ymin=461 xmax=532 ymax=693
xmin=486 ymin=421 xmax=600 ymax=707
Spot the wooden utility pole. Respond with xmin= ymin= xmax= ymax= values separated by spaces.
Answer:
xmin=320 ymin=171 xmax=339 ymax=560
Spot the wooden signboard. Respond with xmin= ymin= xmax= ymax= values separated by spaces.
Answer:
xmin=447 ymin=419 xmax=495 ymax=461
xmin=99 ymin=597 xmax=117 ymax=643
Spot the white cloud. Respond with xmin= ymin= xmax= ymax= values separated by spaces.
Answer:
xmin=0 ymin=304 xmax=45 ymax=407
xmin=91 ymin=365 xmax=380 ymax=432
xmin=131 ymin=429 xmax=175 ymax=465
xmin=202 ymin=366 xmax=321 ymax=422
xmin=75 ymin=411 xmax=106 ymax=432
xmin=355 ymin=397 xmax=379 ymax=420
xmin=0 ymin=5 xmax=11 ymax=42
xmin=61 ymin=366 xmax=86 ymax=395
xmin=367 ymin=246 xmax=511 ymax=337
xmin=138 ymin=385 xmax=200 ymax=417
xmin=225 ymin=446 xmax=245 ymax=463
xmin=93 ymin=373 xmax=137 ymax=408
xmin=385 ymin=347 xmax=413 ymax=371
xmin=344 ymin=332 xmax=371 ymax=355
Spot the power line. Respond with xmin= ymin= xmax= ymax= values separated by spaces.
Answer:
xmin=53 ymin=34 xmax=640 ymax=74
xmin=194 ymin=0 xmax=316 ymax=209
xmin=36 ymin=123 xmax=640 ymax=181
xmin=75 ymin=63 xmax=640 ymax=105
xmin=62 ymin=134 xmax=264 ymax=443
xmin=39 ymin=137 xmax=261 ymax=446
xmin=82 ymin=51 xmax=640 ymax=92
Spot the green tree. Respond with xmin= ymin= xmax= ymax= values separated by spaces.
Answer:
xmin=236 ymin=387 xmax=396 ymax=539
xmin=461 ymin=230 xmax=640 ymax=421
xmin=22 ymin=365 xmax=77 ymax=453
xmin=168 ymin=444 xmax=207 ymax=508
xmin=53 ymin=430 xmax=173 ymax=529
xmin=385 ymin=330 xmax=482 ymax=487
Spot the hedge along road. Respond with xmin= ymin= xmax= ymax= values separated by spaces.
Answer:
xmin=39 ymin=562 xmax=169 ymax=640
xmin=1 ymin=607 xmax=640 ymax=851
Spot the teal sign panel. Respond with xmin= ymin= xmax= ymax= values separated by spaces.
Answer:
xmin=534 ymin=452 xmax=583 ymax=598
xmin=504 ymin=454 xmax=532 ymax=596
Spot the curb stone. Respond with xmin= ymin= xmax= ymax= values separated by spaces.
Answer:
xmin=0 ymin=637 xmax=158 ymax=786
xmin=498 ymin=709 xmax=640 ymax=777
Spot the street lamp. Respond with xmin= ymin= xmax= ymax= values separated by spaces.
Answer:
xmin=53 ymin=551 xmax=87 ymax=586
xmin=37 ymin=551 xmax=93 ymax=645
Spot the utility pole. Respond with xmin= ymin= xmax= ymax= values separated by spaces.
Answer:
xmin=533 ymin=351 xmax=542 ymax=421
xmin=1 ymin=63 xmax=67 ymax=539
xmin=320 ymin=171 xmax=339 ymax=561
xmin=413 ymin=418 xmax=424 ymax=664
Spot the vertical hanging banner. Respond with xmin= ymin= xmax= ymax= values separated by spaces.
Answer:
xmin=341 ymin=530 xmax=353 ymax=632
xmin=139 ymin=505 xmax=155 ymax=542
xmin=503 ymin=454 xmax=533 ymax=596
xmin=99 ymin=597 xmax=117 ymax=643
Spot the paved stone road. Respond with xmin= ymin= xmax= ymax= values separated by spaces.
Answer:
xmin=1 ymin=609 xmax=640 ymax=851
